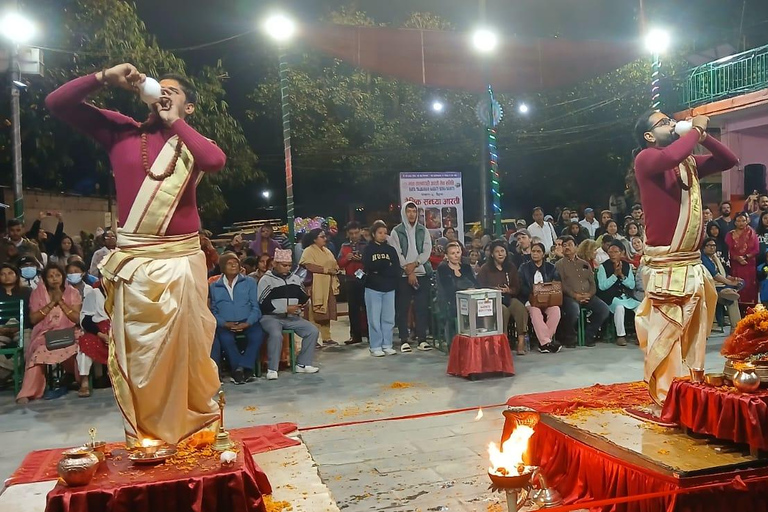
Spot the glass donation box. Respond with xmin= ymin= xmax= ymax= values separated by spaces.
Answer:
xmin=456 ymin=288 xmax=504 ymax=337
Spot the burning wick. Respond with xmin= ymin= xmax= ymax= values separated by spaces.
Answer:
xmin=488 ymin=425 xmax=534 ymax=476
xmin=475 ymin=408 xmax=484 ymax=421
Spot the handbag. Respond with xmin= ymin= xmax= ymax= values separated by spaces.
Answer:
xmin=530 ymin=282 xmax=563 ymax=308
xmin=45 ymin=327 xmax=76 ymax=351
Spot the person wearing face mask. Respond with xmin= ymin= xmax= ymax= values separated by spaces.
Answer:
xmin=76 ymin=281 xmax=110 ymax=398
xmin=66 ymin=260 xmax=93 ymax=300
xmin=18 ymin=256 xmax=41 ymax=290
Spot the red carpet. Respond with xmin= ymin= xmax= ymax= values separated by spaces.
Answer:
xmin=5 ymin=423 xmax=299 ymax=487
xmin=506 ymin=381 xmax=653 ymax=414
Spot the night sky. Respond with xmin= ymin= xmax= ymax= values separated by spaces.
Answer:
xmin=130 ymin=0 xmax=768 ymax=226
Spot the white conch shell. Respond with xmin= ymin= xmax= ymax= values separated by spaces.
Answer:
xmin=139 ymin=77 xmax=162 ymax=106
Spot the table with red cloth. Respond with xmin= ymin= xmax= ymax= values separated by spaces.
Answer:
xmin=661 ymin=379 xmax=768 ymax=454
xmin=5 ymin=424 xmax=301 ymax=512
xmin=507 ymin=382 xmax=768 ymax=512
xmin=446 ymin=334 xmax=514 ymax=378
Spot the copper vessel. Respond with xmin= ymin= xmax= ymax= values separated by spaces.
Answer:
xmin=57 ymin=448 xmax=99 ymax=487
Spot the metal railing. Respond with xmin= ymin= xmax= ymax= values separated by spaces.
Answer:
xmin=681 ymin=44 xmax=768 ymax=108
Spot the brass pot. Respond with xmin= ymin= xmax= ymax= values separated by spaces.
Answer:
xmin=733 ymin=368 xmax=761 ymax=393
xmin=705 ymin=373 xmax=725 ymax=387
xmin=57 ymin=448 xmax=99 ymax=487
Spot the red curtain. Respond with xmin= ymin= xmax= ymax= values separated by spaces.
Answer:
xmin=530 ymin=422 xmax=768 ymax=512
xmin=661 ymin=380 xmax=768 ymax=452
xmin=301 ymin=24 xmax=642 ymax=93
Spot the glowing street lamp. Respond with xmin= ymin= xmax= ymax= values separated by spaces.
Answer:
xmin=1 ymin=10 xmax=36 ymax=223
xmin=518 ymin=103 xmax=530 ymax=114
xmin=431 ymin=100 xmax=445 ymax=113
xmin=261 ymin=190 xmax=272 ymax=200
xmin=472 ymin=28 xmax=498 ymax=54
xmin=644 ymin=28 xmax=670 ymax=111
xmin=262 ymin=13 xmax=298 ymax=247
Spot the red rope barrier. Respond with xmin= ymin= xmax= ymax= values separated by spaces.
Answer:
xmin=298 ymin=403 xmax=507 ymax=431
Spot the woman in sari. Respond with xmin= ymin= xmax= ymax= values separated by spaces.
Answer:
xmin=725 ymin=211 xmax=759 ymax=303
xmin=16 ymin=263 xmax=82 ymax=404
xmin=299 ymin=228 xmax=340 ymax=347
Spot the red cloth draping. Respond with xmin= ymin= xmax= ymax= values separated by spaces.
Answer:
xmin=44 ymin=441 xmax=268 ymax=512
xmin=6 ymin=423 xmax=299 ymax=487
xmin=77 ymin=320 xmax=110 ymax=365
xmin=302 ymin=24 xmax=641 ymax=93
xmin=506 ymin=381 xmax=653 ymax=414
xmin=530 ymin=421 xmax=768 ymax=512
xmin=446 ymin=334 xmax=514 ymax=378
xmin=660 ymin=380 xmax=768 ymax=452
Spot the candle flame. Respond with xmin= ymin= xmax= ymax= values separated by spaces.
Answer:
xmin=475 ymin=408 xmax=484 ymax=421
xmin=488 ymin=425 xmax=534 ymax=475
xmin=140 ymin=439 xmax=160 ymax=448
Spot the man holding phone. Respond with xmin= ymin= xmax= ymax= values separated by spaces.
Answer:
xmin=258 ymin=249 xmax=320 ymax=380
xmin=338 ymin=221 xmax=368 ymax=345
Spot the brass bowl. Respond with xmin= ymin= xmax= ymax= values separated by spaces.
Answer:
xmin=83 ymin=441 xmax=108 ymax=463
xmin=488 ymin=466 xmax=535 ymax=490
xmin=705 ymin=373 xmax=725 ymax=387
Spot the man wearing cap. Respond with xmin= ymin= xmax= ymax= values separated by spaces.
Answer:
xmin=579 ymin=208 xmax=600 ymax=239
xmin=46 ymin=64 xmax=224 ymax=446
xmin=18 ymin=256 xmax=41 ymax=290
xmin=510 ymin=229 xmax=533 ymax=269
xmin=527 ymin=207 xmax=558 ymax=253
xmin=258 ymin=249 xmax=320 ymax=379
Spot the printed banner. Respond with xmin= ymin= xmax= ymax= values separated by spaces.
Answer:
xmin=399 ymin=172 xmax=464 ymax=243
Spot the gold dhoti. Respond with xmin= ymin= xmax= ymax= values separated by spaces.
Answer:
xmin=99 ymin=135 xmax=219 ymax=446
xmin=101 ymin=231 xmax=219 ymax=446
xmin=635 ymin=156 xmax=717 ymax=404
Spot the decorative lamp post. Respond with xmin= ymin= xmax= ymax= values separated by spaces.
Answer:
xmin=0 ymin=10 xmax=36 ymax=223
xmin=644 ymin=28 xmax=670 ymax=111
xmin=472 ymin=27 xmax=504 ymax=237
xmin=263 ymin=13 xmax=297 ymax=248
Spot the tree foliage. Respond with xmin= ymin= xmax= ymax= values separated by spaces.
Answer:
xmin=0 ymin=0 xmax=260 ymax=223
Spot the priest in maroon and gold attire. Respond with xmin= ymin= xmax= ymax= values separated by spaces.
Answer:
xmin=46 ymin=63 xmax=224 ymax=446
xmin=632 ymin=111 xmax=739 ymax=405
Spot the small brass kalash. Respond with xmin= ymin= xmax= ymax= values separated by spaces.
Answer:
xmin=488 ymin=407 xmax=563 ymax=511
xmin=212 ymin=390 xmax=235 ymax=451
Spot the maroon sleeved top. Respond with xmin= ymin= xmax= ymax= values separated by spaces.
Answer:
xmin=634 ymin=130 xmax=739 ymax=248
xmin=45 ymin=74 xmax=226 ymax=236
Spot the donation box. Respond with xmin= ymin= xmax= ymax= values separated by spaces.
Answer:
xmin=456 ymin=288 xmax=504 ymax=337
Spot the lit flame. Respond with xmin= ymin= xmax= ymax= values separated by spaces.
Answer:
xmin=475 ymin=408 xmax=483 ymax=421
xmin=488 ymin=425 xmax=534 ymax=475
xmin=140 ymin=439 xmax=161 ymax=448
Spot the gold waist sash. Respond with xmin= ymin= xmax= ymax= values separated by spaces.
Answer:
xmin=100 ymin=230 xmax=201 ymax=284
xmin=641 ymin=250 xmax=703 ymax=300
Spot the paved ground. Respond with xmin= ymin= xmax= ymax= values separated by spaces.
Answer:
xmin=0 ymin=318 xmax=729 ymax=511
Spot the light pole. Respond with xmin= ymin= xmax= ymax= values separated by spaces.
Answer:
xmin=473 ymin=26 xmax=502 ymax=237
xmin=644 ymin=28 xmax=670 ymax=111
xmin=0 ymin=10 xmax=35 ymax=224
xmin=263 ymin=13 xmax=297 ymax=248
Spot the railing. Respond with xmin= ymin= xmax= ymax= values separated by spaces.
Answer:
xmin=681 ymin=44 xmax=768 ymax=108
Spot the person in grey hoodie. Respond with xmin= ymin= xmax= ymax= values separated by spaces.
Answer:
xmin=388 ymin=201 xmax=433 ymax=352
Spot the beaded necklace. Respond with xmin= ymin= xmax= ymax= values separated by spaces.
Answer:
xmin=141 ymin=132 xmax=183 ymax=181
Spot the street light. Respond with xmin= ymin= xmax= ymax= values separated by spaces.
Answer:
xmin=644 ymin=28 xmax=670 ymax=54
xmin=472 ymin=28 xmax=498 ymax=53
xmin=431 ymin=100 xmax=445 ymax=113
xmin=518 ymin=103 xmax=530 ymax=114
xmin=261 ymin=190 xmax=271 ymax=200
xmin=264 ymin=14 xmax=296 ymax=42
xmin=1 ymin=10 xmax=36 ymax=224
xmin=262 ymin=13 xmax=297 ymax=248
xmin=644 ymin=28 xmax=670 ymax=111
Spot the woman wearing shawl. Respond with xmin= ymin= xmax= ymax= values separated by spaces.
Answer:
xmin=725 ymin=211 xmax=759 ymax=302
xmin=16 ymin=263 xmax=82 ymax=404
xmin=299 ymin=228 xmax=340 ymax=346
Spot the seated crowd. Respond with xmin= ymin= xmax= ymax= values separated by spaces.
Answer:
xmin=5 ymin=195 xmax=763 ymax=397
